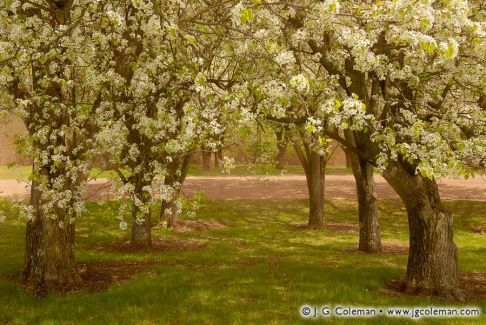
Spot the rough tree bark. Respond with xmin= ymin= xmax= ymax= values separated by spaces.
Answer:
xmin=160 ymin=154 xmax=192 ymax=228
xmin=275 ymin=129 xmax=288 ymax=169
xmin=20 ymin=0 xmax=83 ymax=295
xmin=383 ymin=160 xmax=462 ymax=299
xmin=293 ymin=139 xmax=326 ymax=229
xmin=23 ymin=178 xmax=81 ymax=295
xmin=130 ymin=204 xmax=152 ymax=248
xmin=347 ymin=150 xmax=382 ymax=253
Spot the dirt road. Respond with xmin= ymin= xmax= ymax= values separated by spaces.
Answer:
xmin=0 ymin=175 xmax=485 ymax=201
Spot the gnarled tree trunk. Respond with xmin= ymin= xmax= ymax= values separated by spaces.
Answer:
xmin=383 ymin=161 xmax=461 ymax=299
xmin=23 ymin=179 xmax=81 ymax=295
xmin=348 ymin=151 xmax=382 ymax=253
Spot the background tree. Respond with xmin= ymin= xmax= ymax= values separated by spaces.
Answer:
xmin=97 ymin=0 xmax=240 ymax=245
xmin=274 ymin=126 xmax=289 ymax=169
xmin=230 ymin=0 xmax=485 ymax=297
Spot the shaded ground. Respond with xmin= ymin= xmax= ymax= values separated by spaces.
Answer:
xmin=1 ymin=174 xmax=485 ymax=201
xmin=79 ymin=260 xmax=159 ymax=292
xmin=89 ymin=239 xmax=207 ymax=253
xmin=9 ymin=260 xmax=160 ymax=294
xmin=344 ymin=243 xmax=409 ymax=255
xmin=1 ymin=199 xmax=485 ymax=324
xmin=384 ymin=272 xmax=486 ymax=302
xmin=289 ymin=222 xmax=358 ymax=233
xmin=173 ymin=219 xmax=227 ymax=232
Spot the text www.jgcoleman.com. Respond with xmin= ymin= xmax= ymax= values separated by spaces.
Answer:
xmin=299 ymin=305 xmax=481 ymax=320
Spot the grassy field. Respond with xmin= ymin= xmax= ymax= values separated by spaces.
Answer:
xmin=0 ymin=198 xmax=484 ymax=324
xmin=0 ymin=164 xmax=352 ymax=180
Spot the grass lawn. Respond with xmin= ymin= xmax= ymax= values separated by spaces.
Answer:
xmin=186 ymin=165 xmax=352 ymax=177
xmin=0 ymin=164 xmax=352 ymax=180
xmin=0 ymin=198 xmax=484 ymax=324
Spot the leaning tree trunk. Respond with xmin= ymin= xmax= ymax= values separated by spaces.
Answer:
xmin=383 ymin=161 xmax=461 ymax=299
xmin=23 ymin=179 xmax=81 ymax=295
xmin=348 ymin=152 xmax=382 ymax=253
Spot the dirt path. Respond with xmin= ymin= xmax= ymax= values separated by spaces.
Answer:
xmin=0 ymin=175 xmax=485 ymax=201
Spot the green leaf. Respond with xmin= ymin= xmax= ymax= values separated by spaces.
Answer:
xmin=444 ymin=43 xmax=456 ymax=58
xmin=240 ymin=8 xmax=254 ymax=25
xmin=420 ymin=19 xmax=430 ymax=29
xmin=413 ymin=128 xmax=421 ymax=138
xmin=333 ymin=98 xmax=342 ymax=111
xmin=305 ymin=124 xmax=316 ymax=133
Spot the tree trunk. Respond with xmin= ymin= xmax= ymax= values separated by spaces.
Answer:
xmin=307 ymin=151 xmax=323 ymax=228
xmin=202 ymin=147 xmax=211 ymax=170
xmin=348 ymin=152 xmax=382 ymax=253
xmin=344 ymin=147 xmax=352 ymax=168
xmin=159 ymin=154 xmax=192 ymax=228
xmin=293 ymin=139 xmax=325 ymax=229
xmin=23 ymin=179 xmax=81 ymax=295
xmin=214 ymin=149 xmax=223 ymax=167
xmin=383 ymin=161 xmax=462 ymax=299
xmin=131 ymin=205 xmax=152 ymax=248
xmin=159 ymin=162 xmax=178 ymax=228
xmin=275 ymin=130 xmax=287 ymax=169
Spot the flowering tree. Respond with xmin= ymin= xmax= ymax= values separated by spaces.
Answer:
xmin=230 ymin=0 xmax=485 ymax=298
xmin=0 ymin=0 xmax=111 ymax=292
xmin=95 ymin=0 xmax=239 ymax=247
xmin=210 ymin=6 xmax=335 ymax=228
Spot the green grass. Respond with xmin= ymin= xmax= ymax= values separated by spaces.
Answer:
xmin=0 ymin=164 xmax=352 ymax=180
xmin=0 ymin=198 xmax=484 ymax=324
xmin=186 ymin=164 xmax=351 ymax=177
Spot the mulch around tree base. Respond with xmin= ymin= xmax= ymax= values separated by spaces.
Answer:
xmin=10 ymin=260 xmax=160 ymax=295
xmin=79 ymin=260 xmax=159 ymax=292
xmin=344 ymin=244 xmax=409 ymax=255
xmin=88 ymin=239 xmax=206 ymax=253
xmin=382 ymin=272 xmax=486 ymax=302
